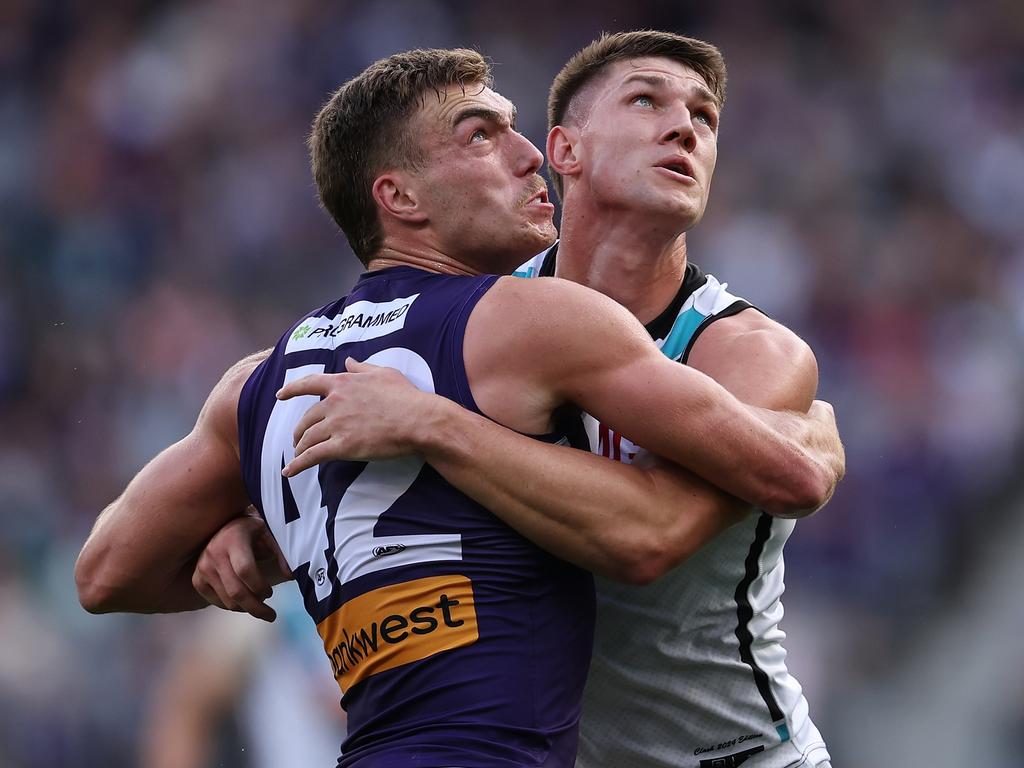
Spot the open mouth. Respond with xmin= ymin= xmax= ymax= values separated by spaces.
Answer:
xmin=656 ymin=159 xmax=695 ymax=181
xmin=523 ymin=187 xmax=551 ymax=207
xmin=528 ymin=188 xmax=549 ymax=204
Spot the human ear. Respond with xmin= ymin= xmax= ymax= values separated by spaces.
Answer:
xmin=546 ymin=125 xmax=582 ymax=181
xmin=372 ymin=173 xmax=428 ymax=224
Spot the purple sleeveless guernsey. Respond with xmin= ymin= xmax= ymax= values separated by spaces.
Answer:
xmin=238 ymin=266 xmax=594 ymax=768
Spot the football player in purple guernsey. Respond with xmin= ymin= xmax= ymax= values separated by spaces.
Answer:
xmin=76 ymin=46 xmax=843 ymax=768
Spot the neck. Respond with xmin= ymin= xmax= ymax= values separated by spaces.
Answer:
xmin=555 ymin=193 xmax=689 ymax=325
xmin=367 ymin=243 xmax=482 ymax=277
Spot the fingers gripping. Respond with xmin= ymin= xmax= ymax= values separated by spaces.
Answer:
xmin=277 ymin=358 xmax=421 ymax=476
xmin=192 ymin=557 xmax=226 ymax=610
xmin=219 ymin=558 xmax=277 ymax=622
xmin=193 ymin=518 xmax=279 ymax=621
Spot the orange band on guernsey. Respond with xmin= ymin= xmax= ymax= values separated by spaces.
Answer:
xmin=317 ymin=574 xmax=479 ymax=693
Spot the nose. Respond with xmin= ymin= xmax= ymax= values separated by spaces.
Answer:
xmin=660 ymin=108 xmax=697 ymax=153
xmin=511 ymin=130 xmax=545 ymax=177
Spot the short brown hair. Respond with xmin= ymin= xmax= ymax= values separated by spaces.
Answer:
xmin=309 ymin=48 xmax=491 ymax=264
xmin=547 ymin=30 xmax=727 ymax=199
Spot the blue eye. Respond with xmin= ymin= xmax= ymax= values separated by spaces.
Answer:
xmin=632 ymin=94 xmax=654 ymax=108
xmin=694 ymin=110 xmax=718 ymax=129
xmin=470 ymin=129 xmax=487 ymax=142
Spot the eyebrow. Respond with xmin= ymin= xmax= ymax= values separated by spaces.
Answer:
xmin=450 ymin=105 xmax=518 ymax=130
xmin=621 ymin=73 xmax=720 ymax=109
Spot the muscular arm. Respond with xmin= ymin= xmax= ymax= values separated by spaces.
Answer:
xmin=75 ymin=351 xmax=269 ymax=614
xmin=685 ymin=308 xmax=844 ymax=518
xmin=467 ymin=276 xmax=839 ymax=514
xmin=419 ymin=415 xmax=747 ymax=584
xmin=454 ymin=308 xmax=838 ymax=578
xmin=272 ymin=281 xmax=842 ymax=585
xmin=278 ymin=363 xmax=741 ymax=585
xmin=387 ymin=308 xmax=832 ymax=583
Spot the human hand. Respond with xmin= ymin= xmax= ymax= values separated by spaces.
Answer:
xmin=753 ymin=398 xmax=845 ymax=516
xmin=192 ymin=508 xmax=292 ymax=622
xmin=277 ymin=357 xmax=446 ymax=477
xmin=804 ymin=399 xmax=845 ymax=506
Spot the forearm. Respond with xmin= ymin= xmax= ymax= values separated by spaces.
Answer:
xmin=415 ymin=399 xmax=747 ymax=584
xmin=77 ymin=497 xmax=214 ymax=614
xmin=598 ymin=366 xmax=830 ymax=517
xmin=155 ymin=563 xmax=211 ymax=613
xmin=685 ymin=396 xmax=839 ymax=517
xmin=75 ymin=432 xmax=250 ymax=614
xmin=559 ymin=348 xmax=827 ymax=518
xmin=713 ymin=400 xmax=828 ymax=515
xmin=642 ymin=324 xmax=841 ymax=518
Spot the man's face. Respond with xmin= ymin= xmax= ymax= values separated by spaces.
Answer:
xmin=407 ymin=83 xmax=556 ymax=272
xmin=568 ymin=57 xmax=720 ymax=229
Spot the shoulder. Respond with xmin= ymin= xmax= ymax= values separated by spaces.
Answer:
xmin=484 ymin=275 xmax=639 ymax=327
xmin=703 ymin=309 xmax=813 ymax=361
xmin=216 ymin=348 xmax=274 ymax=404
xmin=688 ymin=309 xmax=818 ymax=410
xmin=197 ymin=349 xmax=274 ymax=449
xmin=476 ymin=276 xmax=652 ymax=360
xmin=225 ymin=348 xmax=274 ymax=384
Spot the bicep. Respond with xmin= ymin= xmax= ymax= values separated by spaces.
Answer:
xmin=466 ymin=276 xmax=655 ymax=433
xmin=121 ymin=354 xmax=254 ymax=533
xmin=552 ymin=307 xmax=823 ymax=510
xmin=569 ymin=342 xmax=732 ymax=459
xmin=534 ymin=287 xmax=745 ymax=470
xmin=116 ymin=425 xmax=249 ymax=542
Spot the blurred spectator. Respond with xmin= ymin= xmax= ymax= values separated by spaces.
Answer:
xmin=139 ymin=591 xmax=344 ymax=768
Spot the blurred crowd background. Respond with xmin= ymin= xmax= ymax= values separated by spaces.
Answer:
xmin=2 ymin=0 xmax=1023 ymax=765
